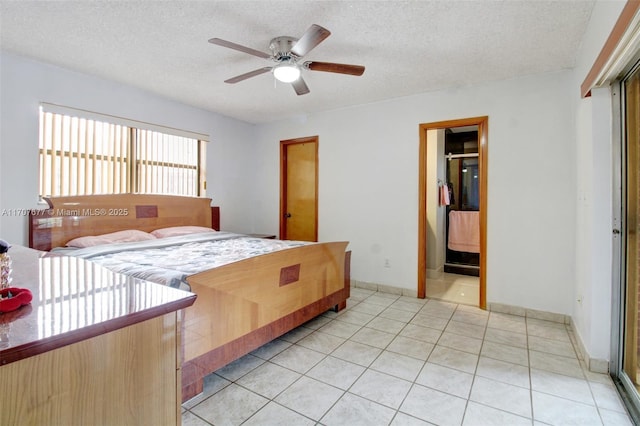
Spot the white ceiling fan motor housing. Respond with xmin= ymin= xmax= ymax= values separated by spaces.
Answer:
xmin=269 ymin=36 xmax=299 ymax=60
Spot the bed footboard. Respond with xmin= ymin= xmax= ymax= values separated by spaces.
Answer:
xmin=181 ymin=244 xmax=350 ymax=402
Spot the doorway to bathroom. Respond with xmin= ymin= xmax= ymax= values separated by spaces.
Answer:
xmin=418 ymin=117 xmax=488 ymax=308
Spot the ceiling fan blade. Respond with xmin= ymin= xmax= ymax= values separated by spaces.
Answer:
xmin=208 ymin=38 xmax=271 ymax=59
xmin=224 ymin=67 xmax=272 ymax=84
xmin=292 ymin=77 xmax=310 ymax=96
xmin=305 ymin=61 xmax=365 ymax=76
xmin=290 ymin=24 xmax=331 ymax=57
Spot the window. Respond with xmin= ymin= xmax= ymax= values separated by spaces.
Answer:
xmin=38 ymin=104 xmax=207 ymax=198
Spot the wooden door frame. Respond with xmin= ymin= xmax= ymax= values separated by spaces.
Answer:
xmin=279 ymin=136 xmax=319 ymax=241
xmin=418 ymin=117 xmax=488 ymax=309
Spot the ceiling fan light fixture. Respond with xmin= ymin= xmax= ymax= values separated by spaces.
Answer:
xmin=210 ymin=24 xmax=365 ymax=95
xmin=273 ymin=63 xmax=301 ymax=83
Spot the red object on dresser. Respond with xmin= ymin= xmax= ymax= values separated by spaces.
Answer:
xmin=0 ymin=287 xmax=32 ymax=313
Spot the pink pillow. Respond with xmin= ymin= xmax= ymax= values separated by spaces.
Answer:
xmin=66 ymin=229 xmax=156 ymax=248
xmin=151 ymin=226 xmax=216 ymax=238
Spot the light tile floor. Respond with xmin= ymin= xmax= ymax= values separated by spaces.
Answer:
xmin=426 ymin=273 xmax=480 ymax=306
xmin=182 ymin=287 xmax=633 ymax=426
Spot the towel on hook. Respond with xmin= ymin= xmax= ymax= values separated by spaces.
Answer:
xmin=448 ymin=210 xmax=480 ymax=253
xmin=439 ymin=184 xmax=450 ymax=206
xmin=448 ymin=183 xmax=455 ymax=205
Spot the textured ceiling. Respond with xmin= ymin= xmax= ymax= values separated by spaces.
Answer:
xmin=0 ymin=1 xmax=595 ymax=124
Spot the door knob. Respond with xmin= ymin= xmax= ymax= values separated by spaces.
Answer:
xmin=285 ymin=213 xmax=292 ymax=218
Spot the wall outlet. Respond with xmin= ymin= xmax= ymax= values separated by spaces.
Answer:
xmin=384 ymin=258 xmax=390 ymax=268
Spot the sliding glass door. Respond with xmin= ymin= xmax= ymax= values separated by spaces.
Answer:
xmin=613 ymin=60 xmax=640 ymax=421
xmin=623 ymin=63 xmax=640 ymax=389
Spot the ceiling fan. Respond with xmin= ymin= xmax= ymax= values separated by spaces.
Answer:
xmin=208 ymin=24 xmax=365 ymax=95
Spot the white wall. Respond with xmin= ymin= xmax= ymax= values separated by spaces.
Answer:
xmin=571 ymin=0 xmax=627 ymax=364
xmin=254 ymin=70 xmax=577 ymax=314
xmin=426 ymin=129 xmax=446 ymax=277
xmin=0 ymin=52 xmax=258 ymax=245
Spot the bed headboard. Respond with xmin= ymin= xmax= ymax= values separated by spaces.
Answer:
xmin=29 ymin=194 xmax=219 ymax=251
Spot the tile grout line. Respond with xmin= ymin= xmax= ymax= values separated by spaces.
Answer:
xmin=386 ymin=297 xmax=435 ymax=424
xmin=183 ymin=290 xmax=630 ymax=426
xmin=459 ymin=306 xmax=491 ymax=425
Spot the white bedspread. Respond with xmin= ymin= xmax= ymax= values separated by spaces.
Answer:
xmin=58 ymin=232 xmax=309 ymax=289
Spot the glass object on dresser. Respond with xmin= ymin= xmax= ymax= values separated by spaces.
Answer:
xmin=0 ymin=240 xmax=12 ymax=289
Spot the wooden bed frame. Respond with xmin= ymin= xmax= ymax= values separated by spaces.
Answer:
xmin=29 ymin=194 xmax=350 ymax=402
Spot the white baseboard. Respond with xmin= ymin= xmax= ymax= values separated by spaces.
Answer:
xmin=426 ymin=268 xmax=444 ymax=279
xmin=488 ymin=302 xmax=570 ymax=324
xmin=568 ymin=317 xmax=609 ymax=374
xmin=351 ymin=280 xmax=416 ymax=297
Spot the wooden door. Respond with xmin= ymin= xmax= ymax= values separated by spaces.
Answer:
xmin=280 ymin=136 xmax=318 ymax=241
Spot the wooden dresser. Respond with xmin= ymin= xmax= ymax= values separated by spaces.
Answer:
xmin=0 ymin=245 xmax=196 ymax=426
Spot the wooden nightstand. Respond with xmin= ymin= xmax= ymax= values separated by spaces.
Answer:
xmin=247 ymin=233 xmax=277 ymax=239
